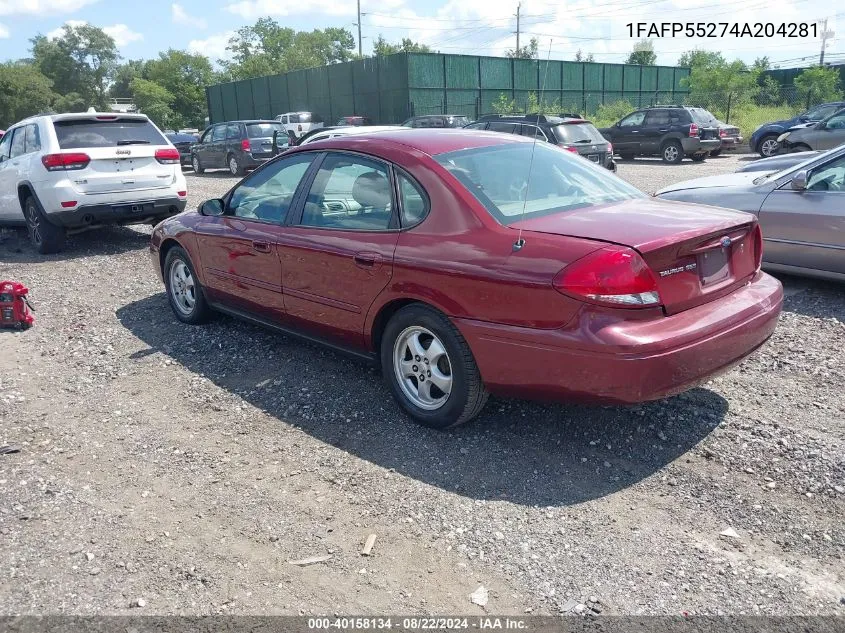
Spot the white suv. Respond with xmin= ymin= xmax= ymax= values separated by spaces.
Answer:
xmin=275 ymin=111 xmax=325 ymax=138
xmin=0 ymin=112 xmax=188 ymax=253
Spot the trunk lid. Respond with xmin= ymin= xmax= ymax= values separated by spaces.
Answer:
xmin=511 ymin=198 xmax=760 ymax=314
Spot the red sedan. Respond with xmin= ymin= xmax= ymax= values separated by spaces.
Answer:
xmin=150 ymin=129 xmax=783 ymax=429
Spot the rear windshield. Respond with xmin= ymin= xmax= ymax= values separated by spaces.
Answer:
xmin=435 ymin=142 xmax=643 ymax=225
xmin=291 ymin=113 xmax=324 ymax=123
xmin=688 ymin=108 xmax=716 ymax=125
xmin=54 ymin=118 xmax=167 ymax=149
xmin=246 ymin=122 xmax=284 ymax=138
xmin=551 ymin=122 xmax=606 ymax=144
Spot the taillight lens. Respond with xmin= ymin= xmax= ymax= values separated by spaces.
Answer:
xmin=240 ymin=138 xmax=250 ymax=152
xmin=41 ymin=153 xmax=90 ymax=171
xmin=553 ymin=246 xmax=662 ymax=308
xmin=607 ymin=142 xmax=613 ymax=155
xmin=155 ymin=148 xmax=181 ymax=164
xmin=752 ymin=223 xmax=763 ymax=271
xmin=719 ymin=128 xmax=727 ymax=138
xmin=689 ymin=123 xmax=699 ymax=138
xmin=559 ymin=144 xmax=579 ymax=153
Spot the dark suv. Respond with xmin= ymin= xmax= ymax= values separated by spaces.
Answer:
xmin=191 ymin=120 xmax=286 ymax=176
xmin=465 ymin=114 xmax=616 ymax=172
xmin=599 ymin=106 xmax=720 ymax=164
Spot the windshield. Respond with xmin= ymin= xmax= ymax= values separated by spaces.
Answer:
xmin=552 ymin=122 xmax=606 ymax=144
xmin=54 ymin=118 xmax=167 ymax=148
xmin=246 ymin=122 xmax=284 ymax=138
xmin=435 ymin=142 xmax=644 ymax=225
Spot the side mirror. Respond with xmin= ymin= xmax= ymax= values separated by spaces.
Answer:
xmin=798 ymin=115 xmax=809 ymax=122
xmin=199 ymin=198 xmax=224 ymax=216
xmin=790 ymin=170 xmax=808 ymax=191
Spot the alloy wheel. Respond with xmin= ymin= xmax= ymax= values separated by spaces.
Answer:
xmin=229 ymin=156 xmax=239 ymax=175
xmin=664 ymin=145 xmax=679 ymax=162
xmin=169 ymin=259 xmax=196 ymax=316
xmin=25 ymin=201 xmax=42 ymax=246
xmin=393 ymin=326 xmax=453 ymax=411
xmin=760 ymin=138 xmax=779 ymax=157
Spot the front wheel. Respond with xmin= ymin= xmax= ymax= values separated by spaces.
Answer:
xmin=709 ymin=148 xmax=722 ymax=157
xmin=164 ymin=246 xmax=213 ymax=324
xmin=191 ymin=155 xmax=204 ymax=174
xmin=758 ymin=135 xmax=780 ymax=157
xmin=24 ymin=195 xmax=65 ymax=254
xmin=381 ymin=304 xmax=488 ymax=429
xmin=661 ymin=141 xmax=683 ymax=164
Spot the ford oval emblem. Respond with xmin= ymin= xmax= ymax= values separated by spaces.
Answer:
xmin=721 ymin=236 xmax=732 ymax=248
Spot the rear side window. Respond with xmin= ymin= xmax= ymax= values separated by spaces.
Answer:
xmin=397 ymin=171 xmax=429 ymax=227
xmin=226 ymin=123 xmax=241 ymax=139
xmin=465 ymin=122 xmax=487 ymax=130
xmin=53 ymin=118 xmax=167 ymax=149
xmin=552 ymin=122 xmax=604 ymax=144
xmin=247 ymin=122 xmax=284 ymax=138
xmin=9 ymin=128 xmax=25 ymax=158
xmin=24 ymin=125 xmax=41 ymax=153
xmin=644 ymin=110 xmax=671 ymax=126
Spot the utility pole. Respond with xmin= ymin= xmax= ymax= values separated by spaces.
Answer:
xmin=515 ymin=2 xmax=521 ymax=53
xmin=357 ymin=0 xmax=363 ymax=57
xmin=819 ymin=17 xmax=834 ymax=65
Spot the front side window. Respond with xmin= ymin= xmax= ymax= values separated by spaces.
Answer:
xmin=435 ymin=142 xmax=645 ymax=225
xmin=487 ymin=121 xmax=518 ymax=134
xmin=300 ymin=153 xmax=394 ymax=230
xmin=0 ymin=130 xmax=11 ymax=160
xmin=823 ymin=111 xmax=845 ymax=130
xmin=619 ymin=111 xmax=645 ymax=127
xmin=644 ymin=110 xmax=670 ymax=126
xmin=228 ymin=154 xmax=314 ymax=223
xmin=805 ymin=105 xmax=838 ymax=120
xmin=211 ymin=125 xmax=226 ymax=142
xmin=807 ymin=154 xmax=845 ymax=192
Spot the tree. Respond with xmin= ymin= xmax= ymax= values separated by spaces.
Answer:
xmin=794 ymin=66 xmax=842 ymax=104
xmin=130 ymin=78 xmax=180 ymax=129
xmin=680 ymin=50 xmax=760 ymax=114
xmin=31 ymin=23 xmax=119 ymax=110
xmin=110 ymin=59 xmax=145 ymax=99
xmin=0 ymin=62 xmax=56 ymax=127
xmin=625 ymin=39 xmax=656 ymax=66
xmin=372 ymin=36 xmax=432 ymax=56
xmin=677 ymin=49 xmax=723 ymax=70
xmin=491 ymin=90 xmax=560 ymax=115
xmin=223 ymin=18 xmax=355 ymax=79
xmin=144 ymin=50 xmax=215 ymax=128
xmin=574 ymin=49 xmax=594 ymax=63
xmin=506 ymin=37 xmax=538 ymax=59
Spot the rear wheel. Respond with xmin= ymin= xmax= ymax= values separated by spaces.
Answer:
xmin=24 ymin=195 xmax=65 ymax=254
xmin=758 ymin=135 xmax=780 ymax=157
xmin=164 ymin=246 xmax=212 ymax=324
xmin=228 ymin=153 xmax=244 ymax=177
xmin=661 ymin=140 xmax=683 ymax=164
xmin=691 ymin=153 xmax=707 ymax=162
xmin=381 ymin=304 xmax=488 ymax=430
xmin=709 ymin=148 xmax=722 ymax=157
xmin=191 ymin=154 xmax=204 ymax=174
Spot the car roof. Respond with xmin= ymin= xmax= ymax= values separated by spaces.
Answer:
xmin=290 ymin=128 xmax=529 ymax=155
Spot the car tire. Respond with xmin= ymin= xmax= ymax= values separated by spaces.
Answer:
xmin=191 ymin=155 xmax=205 ymax=174
xmin=758 ymin=134 xmax=780 ymax=157
xmin=709 ymin=148 xmax=722 ymax=157
xmin=228 ymin=153 xmax=244 ymax=177
xmin=789 ymin=143 xmax=812 ymax=153
xmin=691 ymin=153 xmax=707 ymax=162
xmin=164 ymin=246 xmax=213 ymax=325
xmin=661 ymin=140 xmax=683 ymax=164
xmin=380 ymin=303 xmax=488 ymax=430
xmin=24 ymin=195 xmax=65 ymax=254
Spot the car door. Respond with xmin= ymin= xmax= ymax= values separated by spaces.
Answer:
xmin=613 ymin=111 xmax=646 ymax=153
xmin=275 ymin=151 xmax=401 ymax=349
xmin=641 ymin=109 xmax=670 ymax=154
xmin=758 ymin=152 xmax=845 ymax=275
xmin=194 ymin=127 xmax=212 ymax=165
xmin=209 ymin=124 xmax=228 ymax=167
xmin=193 ymin=153 xmax=318 ymax=321
xmin=0 ymin=128 xmax=18 ymax=222
xmin=805 ymin=111 xmax=845 ymax=150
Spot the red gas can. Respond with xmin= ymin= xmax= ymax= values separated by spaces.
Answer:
xmin=0 ymin=281 xmax=34 ymax=329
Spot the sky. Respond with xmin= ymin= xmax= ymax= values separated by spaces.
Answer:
xmin=0 ymin=0 xmax=841 ymax=69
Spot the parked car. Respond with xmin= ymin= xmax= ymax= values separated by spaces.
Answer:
xmin=777 ymin=108 xmax=845 ymax=153
xmin=735 ymin=150 xmax=823 ymax=173
xmin=656 ymin=144 xmax=845 ymax=282
xmin=749 ymin=101 xmax=845 ymax=157
xmin=150 ymin=128 xmax=782 ymax=429
xmin=297 ymin=125 xmax=401 ymax=145
xmin=599 ymin=105 xmax=720 ymax=163
xmin=275 ymin=112 xmax=324 ymax=138
xmin=465 ymin=114 xmax=616 ymax=172
xmin=191 ymin=120 xmax=285 ymax=176
xmin=0 ymin=112 xmax=186 ymax=254
xmin=165 ymin=132 xmax=198 ymax=167
xmin=335 ymin=116 xmax=373 ymax=126
xmin=402 ymin=115 xmax=470 ymax=128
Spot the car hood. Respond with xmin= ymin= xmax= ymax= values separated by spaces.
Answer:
xmin=655 ymin=172 xmax=761 ymax=195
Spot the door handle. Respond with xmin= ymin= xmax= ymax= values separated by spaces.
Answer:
xmin=252 ymin=241 xmax=271 ymax=253
xmin=631 ymin=130 xmax=639 ymax=133
xmin=354 ymin=252 xmax=382 ymax=269
xmin=658 ymin=128 xmax=669 ymax=132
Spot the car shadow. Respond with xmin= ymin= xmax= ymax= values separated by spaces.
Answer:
xmin=0 ymin=225 xmax=150 ymax=263
xmin=116 ymin=294 xmax=729 ymax=507
xmin=771 ymin=272 xmax=845 ymax=320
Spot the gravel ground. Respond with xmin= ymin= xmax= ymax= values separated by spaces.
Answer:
xmin=1 ymin=153 xmax=843 ymax=616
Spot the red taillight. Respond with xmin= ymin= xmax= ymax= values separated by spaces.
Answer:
xmin=177 ymin=191 xmax=187 ymax=198
xmin=689 ymin=123 xmax=699 ymax=138
xmin=41 ymin=153 xmax=90 ymax=171
xmin=553 ymin=246 xmax=662 ymax=308
xmin=719 ymin=128 xmax=727 ymax=138
xmin=60 ymin=201 xmax=77 ymax=208
xmin=155 ymin=148 xmax=180 ymax=164
xmin=241 ymin=138 xmax=250 ymax=152
xmin=752 ymin=224 xmax=763 ymax=271
xmin=559 ymin=144 xmax=579 ymax=153
xmin=607 ymin=142 xmax=613 ymax=155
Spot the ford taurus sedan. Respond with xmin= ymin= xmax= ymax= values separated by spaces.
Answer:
xmin=656 ymin=145 xmax=845 ymax=283
xmin=150 ymin=129 xmax=782 ymax=429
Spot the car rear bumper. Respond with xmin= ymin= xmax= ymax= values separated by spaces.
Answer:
xmin=681 ymin=138 xmax=722 ymax=154
xmin=720 ymin=136 xmax=743 ymax=149
xmin=455 ymin=271 xmax=783 ymax=404
xmin=48 ymin=197 xmax=187 ymax=228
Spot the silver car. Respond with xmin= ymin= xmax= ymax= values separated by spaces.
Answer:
xmin=656 ymin=145 xmax=845 ymax=282
xmin=778 ymin=108 xmax=845 ymax=152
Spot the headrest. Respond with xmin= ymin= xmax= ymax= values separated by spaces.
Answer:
xmin=352 ymin=171 xmax=391 ymax=208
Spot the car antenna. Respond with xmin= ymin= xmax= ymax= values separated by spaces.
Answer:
xmin=513 ymin=39 xmax=553 ymax=253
